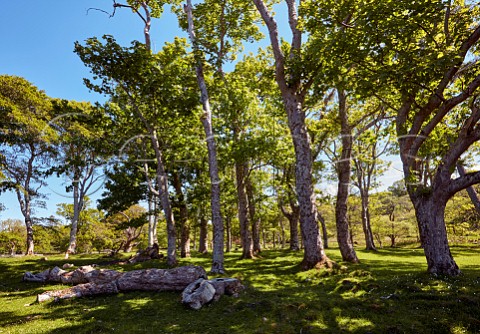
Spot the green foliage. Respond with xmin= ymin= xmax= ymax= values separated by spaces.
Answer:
xmin=173 ymin=0 xmax=263 ymax=71
xmin=55 ymin=200 xmax=113 ymax=254
xmin=0 ymin=219 xmax=25 ymax=254
xmin=0 ymin=75 xmax=56 ymax=195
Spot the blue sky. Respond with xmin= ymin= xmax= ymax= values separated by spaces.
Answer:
xmin=0 ymin=1 xmax=183 ymax=220
xmin=0 ymin=1 xmax=403 ymax=222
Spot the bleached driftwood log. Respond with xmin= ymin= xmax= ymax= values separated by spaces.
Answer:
xmin=28 ymin=265 xmax=208 ymax=303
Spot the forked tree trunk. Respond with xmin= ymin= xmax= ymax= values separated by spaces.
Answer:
xmin=414 ymin=195 xmax=460 ymax=276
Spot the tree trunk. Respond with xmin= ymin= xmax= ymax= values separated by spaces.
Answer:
xmin=414 ymin=195 xmax=460 ymax=276
xmin=318 ymin=212 xmax=329 ymax=249
xmin=25 ymin=217 xmax=34 ymax=255
xmin=285 ymin=97 xmax=327 ymax=269
xmin=285 ymin=204 xmax=300 ymax=251
xmin=185 ymin=0 xmax=224 ymax=273
xmin=335 ymin=89 xmax=359 ymax=263
xmin=147 ymin=192 xmax=155 ymax=247
xmin=66 ymin=181 xmax=83 ymax=259
xmin=251 ymin=0 xmax=327 ymax=269
xmin=360 ymin=189 xmax=377 ymax=251
xmin=198 ymin=213 xmax=209 ymax=254
xmin=225 ymin=215 xmax=232 ymax=253
xmin=30 ymin=265 xmax=208 ymax=303
xmin=172 ymin=171 xmax=190 ymax=258
xmin=246 ymin=178 xmax=261 ymax=254
xmin=235 ymin=162 xmax=253 ymax=259
xmin=123 ymin=227 xmax=136 ymax=253
xmin=153 ymin=142 xmax=177 ymax=266
xmin=17 ymin=186 xmax=34 ymax=255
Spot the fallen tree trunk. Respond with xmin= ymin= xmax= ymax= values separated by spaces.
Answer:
xmin=25 ymin=265 xmax=208 ymax=303
xmin=25 ymin=265 xmax=243 ymax=308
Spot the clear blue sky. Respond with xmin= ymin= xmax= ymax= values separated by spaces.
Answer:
xmin=0 ymin=1 xmax=182 ymax=221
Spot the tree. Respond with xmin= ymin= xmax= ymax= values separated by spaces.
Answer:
xmin=76 ymin=36 xmax=198 ymax=266
xmin=0 ymin=218 xmax=25 ymax=255
xmin=178 ymin=0 xmax=264 ymax=270
xmin=352 ymin=121 xmax=391 ymax=251
xmin=305 ymin=0 xmax=480 ymax=275
xmin=56 ymin=199 xmax=111 ymax=253
xmin=48 ymin=99 xmax=106 ymax=258
xmin=104 ymin=204 xmax=148 ymax=253
xmin=252 ymin=0 xmax=330 ymax=269
xmin=0 ymin=75 xmax=55 ymax=255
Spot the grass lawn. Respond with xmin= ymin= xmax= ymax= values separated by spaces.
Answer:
xmin=0 ymin=246 xmax=479 ymax=333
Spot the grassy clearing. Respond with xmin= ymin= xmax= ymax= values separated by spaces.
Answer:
xmin=0 ymin=246 xmax=479 ymax=333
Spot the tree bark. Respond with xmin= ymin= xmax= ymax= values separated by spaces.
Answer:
xmin=286 ymin=97 xmax=327 ymax=268
xmin=360 ymin=189 xmax=377 ymax=251
xmin=185 ymin=0 xmax=224 ymax=273
xmin=280 ymin=200 xmax=300 ymax=251
xmin=198 ymin=213 xmax=209 ymax=254
xmin=225 ymin=215 xmax=232 ymax=253
xmin=335 ymin=89 xmax=359 ymax=263
xmin=235 ymin=161 xmax=253 ymax=259
xmin=318 ymin=212 xmax=329 ymax=249
xmin=30 ymin=265 xmax=208 ymax=303
xmin=25 ymin=217 xmax=34 ymax=255
xmin=246 ymin=178 xmax=261 ymax=254
xmin=65 ymin=183 xmax=81 ymax=259
xmin=252 ymin=0 xmax=328 ymax=270
xmin=413 ymin=194 xmax=460 ymax=275
xmin=172 ymin=171 xmax=191 ymax=258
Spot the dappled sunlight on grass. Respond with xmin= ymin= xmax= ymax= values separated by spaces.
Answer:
xmin=0 ymin=246 xmax=479 ymax=333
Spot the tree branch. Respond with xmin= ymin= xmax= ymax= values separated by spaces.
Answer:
xmin=252 ymin=0 xmax=288 ymax=93
xmin=448 ymin=170 xmax=480 ymax=197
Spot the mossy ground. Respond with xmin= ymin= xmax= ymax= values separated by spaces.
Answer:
xmin=0 ymin=246 xmax=479 ymax=333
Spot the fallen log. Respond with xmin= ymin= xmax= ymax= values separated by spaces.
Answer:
xmin=25 ymin=265 xmax=243 ymax=308
xmin=29 ymin=265 xmax=208 ymax=303
xmin=37 ymin=281 xmax=119 ymax=303
xmin=23 ymin=265 xmax=97 ymax=284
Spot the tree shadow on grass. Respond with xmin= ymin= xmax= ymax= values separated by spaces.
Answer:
xmin=1 ymin=249 xmax=479 ymax=333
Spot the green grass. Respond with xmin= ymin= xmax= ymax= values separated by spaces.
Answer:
xmin=0 ymin=246 xmax=479 ymax=333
